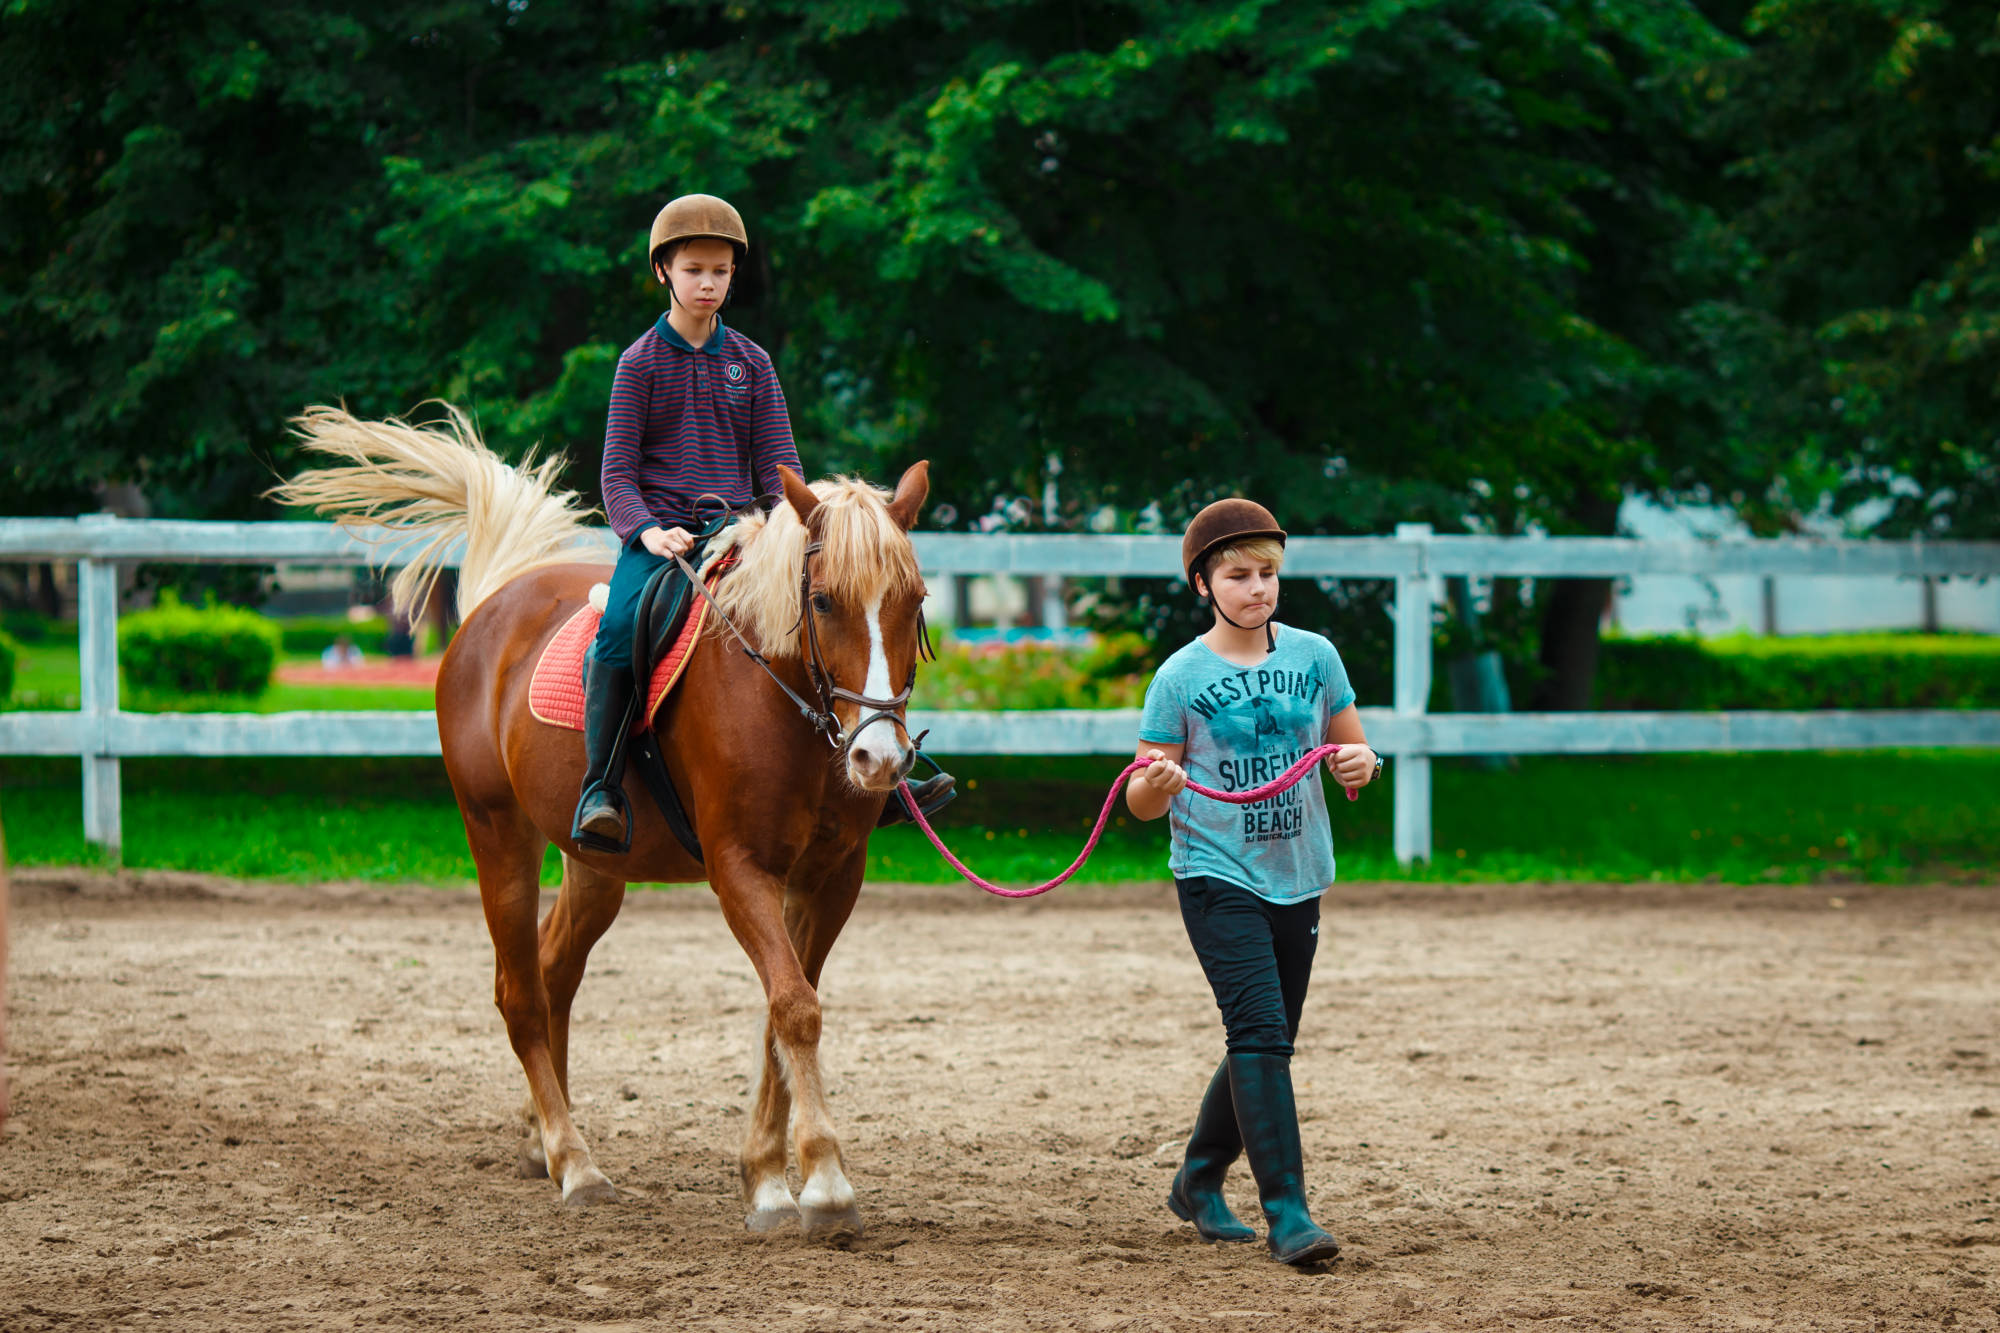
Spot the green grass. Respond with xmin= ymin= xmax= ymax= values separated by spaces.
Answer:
xmin=2 ymin=642 xmax=433 ymax=712
xmin=7 ymin=639 xmax=84 ymax=709
xmin=2 ymin=750 xmax=1995 ymax=888
xmin=4 ymin=629 xmax=1995 ymax=887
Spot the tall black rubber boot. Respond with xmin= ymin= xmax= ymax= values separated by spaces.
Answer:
xmin=1166 ymin=1057 xmax=1255 ymax=1242
xmin=572 ymin=656 xmax=637 ymax=852
xmin=1227 ymin=1052 xmax=1342 ymax=1266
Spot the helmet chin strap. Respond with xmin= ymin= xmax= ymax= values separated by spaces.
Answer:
xmin=658 ymin=262 xmax=727 ymax=338
xmin=1197 ymin=574 xmax=1277 ymax=652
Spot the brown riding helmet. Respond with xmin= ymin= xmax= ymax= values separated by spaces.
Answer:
xmin=1181 ymin=498 xmax=1287 ymax=591
xmin=648 ymin=194 xmax=749 ymax=273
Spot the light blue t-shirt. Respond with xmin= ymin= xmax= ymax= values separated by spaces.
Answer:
xmin=1138 ymin=625 xmax=1356 ymax=904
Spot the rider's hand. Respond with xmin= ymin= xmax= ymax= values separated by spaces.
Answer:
xmin=1327 ymin=743 xmax=1378 ymax=791
xmin=641 ymin=526 xmax=694 ymax=559
xmin=1139 ymin=749 xmax=1188 ymax=797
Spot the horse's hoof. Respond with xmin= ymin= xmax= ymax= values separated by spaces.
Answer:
xmin=803 ymin=1203 xmax=863 ymax=1244
xmin=745 ymin=1203 xmax=803 ymax=1234
xmin=517 ymin=1140 xmax=550 ymax=1180
xmin=562 ymin=1171 xmax=618 ymax=1208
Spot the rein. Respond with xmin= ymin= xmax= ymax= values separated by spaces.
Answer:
xmin=671 ymin=538 xmax=934 ymax=754
xmin=897 ymin=744 xmax=1358 ymax=900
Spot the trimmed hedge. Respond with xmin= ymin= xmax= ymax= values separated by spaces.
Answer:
xmin=275 ymin=614 xmax=393 ymax=656
xmin=119 ymin=596 xmax=282 ymax=697
xmin=1596 ymin=634 xmax=2000 ymax=711
xmin=0 ymin=629 xmax=17 ymax=703
xmin=1 ymin=610 xmax=67 ymax=644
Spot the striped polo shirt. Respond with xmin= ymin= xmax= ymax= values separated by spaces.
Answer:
xmin=600 ymin=316 xmax=801 ymax=542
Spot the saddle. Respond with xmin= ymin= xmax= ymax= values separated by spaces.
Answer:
xmin=530 ymin=552 xmax=738 ymax=861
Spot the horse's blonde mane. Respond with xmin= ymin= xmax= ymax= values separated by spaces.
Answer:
xmin=699 ymin=477 xmax=922 ymax=658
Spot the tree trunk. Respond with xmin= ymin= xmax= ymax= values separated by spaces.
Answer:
xmin=1531 ymin=495 xmax=1620 ymax=712
xmin=1531 ymin=575 xmax=1613 ymax=711
xmin=35 ymin=563 xmax=63 ymax=618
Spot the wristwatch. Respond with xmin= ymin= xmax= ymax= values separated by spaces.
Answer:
xmin=1368 ymin=749 xmax=1384 ymax=783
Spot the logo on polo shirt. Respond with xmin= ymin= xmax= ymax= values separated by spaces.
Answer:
xmin=725 ymin=362 xmax=746 ymax=384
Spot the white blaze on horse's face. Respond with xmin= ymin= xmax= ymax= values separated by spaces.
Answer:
xmin=843 ymin=588 xmax=911 ymax=791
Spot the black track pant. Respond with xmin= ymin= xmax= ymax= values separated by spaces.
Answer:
xmin=1175 ymin=874 xmax=1320 ymax=1056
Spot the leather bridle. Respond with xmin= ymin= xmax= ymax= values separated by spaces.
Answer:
xmin=672 ymin=540 xmax=937 ymax=755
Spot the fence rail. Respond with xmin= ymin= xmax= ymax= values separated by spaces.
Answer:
xmin=6 ymin=519 xmax=2000 ymax=576
xmin=3 ymin=516 xmax=1998 ymax=863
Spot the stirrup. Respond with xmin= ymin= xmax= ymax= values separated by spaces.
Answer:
xmin=573 ymin=783 xmax=633 ymax=855
xmin=881 ymin=751 xmax=956 ymax=827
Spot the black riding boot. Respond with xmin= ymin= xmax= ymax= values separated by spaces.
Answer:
xmin=877 ymin=771 xmax=956 ymax=828
xmin=1228 ymin=1052 xmax=1342 ymax=1265
xmin=572 ymin=656 xmax=637 ymax=850
xmin=1167 ymin=1057 xmax=1256 ymax=1242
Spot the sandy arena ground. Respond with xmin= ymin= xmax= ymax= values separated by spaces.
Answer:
xmin=1 ymin=871 xmax=1995 ymax=1331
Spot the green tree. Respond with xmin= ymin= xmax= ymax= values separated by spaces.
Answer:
xmin=1705 ymin=0 xmax=2000 ymax=540
xmin=6 ymin=0 xmax=1785 ymax=712
xmin=783 ymin=0 xmax=1758 ymax=704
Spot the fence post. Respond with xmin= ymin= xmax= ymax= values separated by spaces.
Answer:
xmin=77 ymin=548 xmax=122 ymax=857
xmin=1392 ymin=523 xmax=1433 ymax=864
xmin=1040 ymin=577 xmax=1067 ymax=634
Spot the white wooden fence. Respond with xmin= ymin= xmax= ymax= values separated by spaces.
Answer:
xmin=3 ymin=515 xmax=1998 ymax=864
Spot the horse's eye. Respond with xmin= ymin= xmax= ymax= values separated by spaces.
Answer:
xmin=811 ymin=591 xmax=832 ymax=614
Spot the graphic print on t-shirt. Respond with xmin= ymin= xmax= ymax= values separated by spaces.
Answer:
xmin=1138 ymin=625 xmax=1354 ymax=903
xmin=1186 ymin=662 xmax=1329 ymax=847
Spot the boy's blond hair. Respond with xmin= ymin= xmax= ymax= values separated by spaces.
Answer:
xmin=1203 ymin=537 xmax=1285 ymax=581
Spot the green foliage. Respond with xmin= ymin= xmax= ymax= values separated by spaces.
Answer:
xmin=1705 ymin=0 xmax=2000 ymax=538
xmin=7 ymin=0 xmax=1990 ymax=709
xmin=275 ymin=614 xmax=393 ymax=656
xmin=0 ymin=629 xmax=17 ymax=703
xmin=0 ymin=611 xmax=66 ymax=644
xmin=921 ymin=634 xmax=1151 ymax=710
xmin=1595 ymin=634 xmax=2000 ymax=711
xmin=2 ymin=0 xmax=1765 ymax=541
xmin=1076 ymin=630 xmax=1157 ymax=681
xmin=118 ymin=594 xmax=282 ymax=697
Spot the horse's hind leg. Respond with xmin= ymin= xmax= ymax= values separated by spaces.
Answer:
xmin=539 ymin=854 xmax=627 ymax=1108
xmin=470 ymin=808 xmax=617 ymax=1207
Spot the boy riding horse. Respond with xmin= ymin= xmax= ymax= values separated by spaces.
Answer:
xmin=575 ymin=194 xmax=951 ymax=848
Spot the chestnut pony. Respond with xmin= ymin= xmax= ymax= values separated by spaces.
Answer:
xmin=277 ymin=406 xmax=931 ymax=1239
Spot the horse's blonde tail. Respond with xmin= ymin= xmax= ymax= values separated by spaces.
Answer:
xmin=271 ymin=403 xmax=605 ymax=621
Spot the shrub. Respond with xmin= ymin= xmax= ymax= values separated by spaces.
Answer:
xmin=1595 ymin=634 xmax=2000 ymax=711
xmin=1077 ymin=630 xmax=1158 ymax=680
xmin=119 ymin=594 xmax=282 ymax=697
xmin=920 ymin=635 xmax=1152 ymax=710
xmin=1 ymin=610 xmax=65 ymax=644
xmin=275 ymin=614 xmax=393 ymax=656
xmin=0 ymin=630 xmax=17 ymax=703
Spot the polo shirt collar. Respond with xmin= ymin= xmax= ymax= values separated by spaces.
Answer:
xmin=654 ymin=314 xmax=728 ymax=355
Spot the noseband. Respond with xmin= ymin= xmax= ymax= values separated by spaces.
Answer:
xmin=672 ymin=538 xmax=936 ymax=754
xmin=795 ymin=540 xmax=939 ymax=754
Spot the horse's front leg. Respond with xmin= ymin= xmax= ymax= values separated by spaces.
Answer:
xmin=713 ymin=844 xmax=864 ymax=1240
xmin=780 ymin=850 xmax=866 ymax=1239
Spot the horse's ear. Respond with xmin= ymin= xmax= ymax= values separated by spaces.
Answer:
xmin=778 ymin=466 xmax=820 ymax=527
xmin=886 ymin=460 xmax=930 ymax=531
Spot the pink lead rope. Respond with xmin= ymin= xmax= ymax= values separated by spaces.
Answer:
xmin=897 ymin=744 xmax=1356 ymax=899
